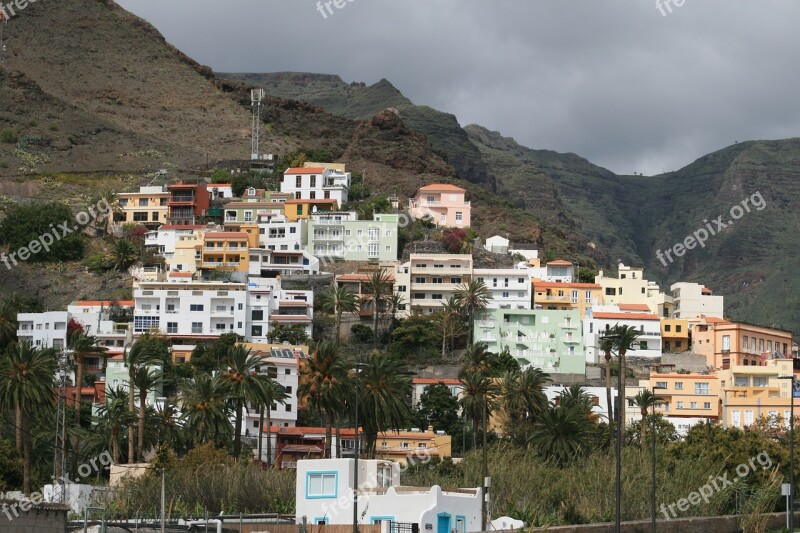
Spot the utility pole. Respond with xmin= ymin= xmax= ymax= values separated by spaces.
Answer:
xmin=481 ymin=396 xmax=489 ymax=531
xmin=160 ymin=468 xmax=166 ymax=533
xmin=52 ymin=348 xmax=69 ymax=503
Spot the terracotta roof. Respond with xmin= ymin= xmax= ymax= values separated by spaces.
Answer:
xmin=158 ymin=225 xmax=206 ymax=230
xmin=534 ymin=282 xmax=601 ymax=289
xmin=285 ymin=167 xmax=327 ymax=175
xmin=593 ymin=312 xmax=660 ymax=321
xmin=701 ymin=287 xmax=713 ymax=295
xmin=282 ymin=444 xmax=323 ymax=454
xmin=618 ymin=304 xmax=652 ymax=312
xmin=205 ymin=232 xmax=248 ymax=239
xmin=279 ymin=301 xmax=311 ymax=307
xmin=271 ymin=315 xmax=312 ymax=322
xmin=224 ymin=202 xmax=284 ymax=208
xmin=207 ymin=184 xmax=232 ymax=188
xmin=546 ymin=260 xmax=573 ymax=266
xmin=413 ymin=378 xmax=461 ymax=386
xmin=168 ymin=272 xmax=192 ymax=278
xmin=417 ymin=184 xmax=466 ymax=193
xmin=71 ymin=300 xmax=134 ymax=307
xmin=703 ymin=317 xmax=729 ymax=324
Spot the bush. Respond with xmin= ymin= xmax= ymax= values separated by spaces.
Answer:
xmin=0 ymin=201 xmax=85 ymax=262
xmin=0 ymin=128 xmax=18 ymax=144
xmin=350 ymin=323 xmax=374 ymax=343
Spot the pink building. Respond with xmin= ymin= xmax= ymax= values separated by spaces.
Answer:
xmin=408 ymin=184 xmax=471 ymax=227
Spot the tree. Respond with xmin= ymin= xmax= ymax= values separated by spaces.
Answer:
xmin=361 ymin=269 xmax=393 ymax=342
xmin=529 ymin=404 xmax=594 ymax=466
xmin=0 ymin=342 xmax=56 ymax=493
xmin=356 ymin=352 xmax=413 ymax=457
xmin=69 ymin=332 xmax=108 ymax=466
xmin=123 ymin=338 xmax=163 ymax=463
xmin=106 ymin=238 xmax=139 ymax=271
xmin=458 ymin=371 xmax=500 ymax=450
xmin=600 ymin=335 xmax=615 ymax=447
xmin=219 ymin=345 xmax=279 ymax=458
xmin=298 ymin=341 xmax=350 ymax=458
xmin=461 ymin=342 xmax=496 ymax=377
xmin=259 ymin=378 xmax=289 ymax=467
xmin=180 ymin=373 xmax=232 ymax=447
xmin=95 ymin=388 xmax=135 ymax=464
xmin=317 ymin=286 xmax=358 ymax=344
xmin=389 ymin=315 xmax=439 ymax=356
xmin=0 ymin=201 xmax=85 ymax=262
xmin=413 ymin=383 xmax=460 ymax=435
xmin=190 ymin=333 xmax=241 ymax=375
xmin=454 ymin=280 xmax=492 ymax=346
xmin=441 ymin=228 xmax=468 ymax=254
xmin=501 ymin=367 xmax=551 ymax=441
xmin=267 ymin=323 xmax=310 ymax=345
xmin=557 ymin=385 xmax=596 ymax=419
xmin=631 ymin=390 xmax=661 ymax=451
xmin=433 ymin=297 xmax=463 ymax=360
xmin=130 ymin=367 xmax=163 ymax=462
xmin=493 ymin=347 xmax=521 ymax=374
xmin=609 ymin=325 xmax=641 ymax=429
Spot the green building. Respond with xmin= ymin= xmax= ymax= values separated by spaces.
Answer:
xmin=474 ymin=308 xmax=585 ymax=375
xmin=307 ymin=212 xmax=399 ymax=262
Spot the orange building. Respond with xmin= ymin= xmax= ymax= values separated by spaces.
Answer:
xmin=692 ymin=318 xmax=793 ymax=369
xmin=532 ymin=281 xmax=602 ymax=318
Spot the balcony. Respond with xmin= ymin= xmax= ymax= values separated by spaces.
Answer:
xmin=562 ymin=336 xmax=580 ymax=344
xmin=561 ymin=322 xmax=578 ymax=329
xmin=201 ymin=262 xmax=241 ymax=268
xmin=478 ymin=321 xmax=497 ymax=329
xmin=411 ymin=283 xmax=459 ymax=291
xmin=313 ymin=233 xmax=344 ymax=241
xmin=410 ymin=299 xmax=446 ymax=307
xmin=541 ymin=295 xmax=572 ymax=303
xmin=479 ymin=334 xmax=498 ymax=343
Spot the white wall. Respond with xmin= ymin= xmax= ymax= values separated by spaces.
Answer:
xmin=16 ymin=312 xmax=69 ymax=349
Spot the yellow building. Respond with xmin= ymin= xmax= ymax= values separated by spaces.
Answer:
xmin=661 ymin=318 xmax=690 ymax=353
xmin=718 ymin=357 xmax=800 ymax=429
xmin=532 ymin=281 xmax=603 ymax=318
xmin=338 ymin=427 xmax=452 ymax=466
xmin=643 ymin=373 xmax=721 ymax=421
xmin=595 ymin=263 xmax=673 ymax=317
xmin=284 ymin=199 xmax=339 ymax=221
xmin=692 ymin=318 xmax=793 ymax=369
xmin=113 ymin=186 xmax=170 ymax=231
xmin=200 ymin=231 xmax=258 ymax=273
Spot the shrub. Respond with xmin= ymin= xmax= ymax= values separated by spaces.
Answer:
xmin=0 ymin=201 xmax=85 ymax=262
xmin=0 ymin=128 xmax=17 ymax=144
xmin=350 ymin=323 xmax=374 ymax=343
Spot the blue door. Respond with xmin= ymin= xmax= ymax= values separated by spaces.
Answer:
xmin=437 ymin=513 xmax=451 ymax=533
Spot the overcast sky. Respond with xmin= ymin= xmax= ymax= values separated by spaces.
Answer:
xmin=117 ymin=0 xmax=800 ymax=176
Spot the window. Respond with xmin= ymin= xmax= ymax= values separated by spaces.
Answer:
xmin=455 ymin=212 xmax=463 ymax=222
xmin=133 ymin=212 xmax=148 ymax=221
xmin=377 ymin=465 xmax=392 ymax=488
xmin=605 ymin=288 xmax=616 ymax=296
xmin=753 ymin=377 xmax=768 ymax=387
xmin=296 ymin=176 xmax=302 ymax=188
xmin=190 ymin=304 xmax=204 ymax=312
xmin=191 ymin=322 xmax=203 ymax=334
xmin=722 ymin=335 xmax=730 ymax=351
xmin=118 ymin=199 xmax=128 ymax=207
xmin=451 ymin=277 xmax=462 ymax=284
xmin=310 ymin=176 xmax=316 ymax=187
xmin=432 ymin=277 xmax=443 ymax=284
xmin=656 ymin=381 xmax=667 ymax=389
xmin=704 ymin=402 xmax=711 ymax=410
xmin=694 ymin=383 xmax=709 ymax=395
xmin=252 ymin=310 xmax=264 ymax=321
xmin=676 ymin=401 xmax=684 ymax=409
xmin=139 ymin=198 xmax=148 ymax=207
xmin=674 ymin=382 xmax=683 ymax=390
xmin=166 ymin=322 xmax=177 ymax=334
xmin=151 ymin=211 xmax=159 ymax=221
xmin=397 ymin=285 xmax=406 ymax=292
xmin=759 ymin=338 xmax=764 ymax=352
xmin=307 ymin=472 xmax=337 ymax=499
xmin=285 ymin=404 xmax=292 ymax=412
xmin=639 ymin=341 xmax=648 ymax=350
xmin=676 ymin=325 xmax=682 ymax=333
xmin=252 ymin=326 xmax=263 ymax=337
xmin=743 ymin=336 xmax=749 ymax=351
xmin=502 ymin=292 xmax=509 ymax=298
xmin=690 ymin=402 xmax=697 ymax=409
xmin=309 ymin=191 xmax=316 ymax=199
xmin=664 ymin=324 xmax=671 ymax=332
xmin=734 ymin=376 xmax=748 ymax=387
xmin=585 ymin=290 xmax=593 ymax=303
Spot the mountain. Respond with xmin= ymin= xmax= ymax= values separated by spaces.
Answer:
xmin=235 ymin=72 xmax=800 ymax=334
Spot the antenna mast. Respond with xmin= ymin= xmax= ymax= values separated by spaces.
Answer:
xmin=251 ymin=88 xmax=265 ymax=161
xmin=51 ymin=347 xmax=69 ymax=502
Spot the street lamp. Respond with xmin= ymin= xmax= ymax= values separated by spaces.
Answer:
xmin=779 ymin=374 xmax=796 ymax=531
xmin=352 ymin=363 xmax=372 ymax=533
xmin=651 ymin=385 xmax=667 ymax=533
xmin=600 ymin=331 xmax=623 ymax=533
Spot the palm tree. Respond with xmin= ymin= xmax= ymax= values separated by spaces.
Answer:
xmin=0 ymin=342 xmax=56 ymax=493
xmin=0 ymin=297 xmax=18 ymax=352
xmin=433 ymin=297 xmax=463 ymax=360
xmin=383 ymin=293 xmax=406 ymax=332
xmin=153 ymin=398 xmax=182 ymax=451
xmin=107 ymin=238 xmax=139 ymax=271
xmin=529 ymin=404 xmax=592 ymax=466
xmin=219 ymin=345 xmax=278 ymax=458
xmin=501 ymin=367 xmax=551 ymax=440
xmin=298 ymin=341 xmax=350 ymax=458
xmin=458 ymin=371 xmax=500 ymax=450
xmin=180 ymin=373 xmax=232 ymax=447
xmin=124 ymin=338 xmax=162 ymax=463
xmin=317 ymin=285 xmax=358 ymax=344
xmin=361 ymin=268 xmax=393 ymax=342
xmin=454 ymin=279 xmax=492 ymax=346
xmin=631 ymin=390 xmax=661 ymax=451
xmin=461 ymin=342 xmax=495 ymax=377
xmin=259 ymin=379 xmax=289 ymax=467
xmin=600 ymin=335 xmax=615 ymax=447
xmin=95 ymin=387 xmax=135 ymax=464
xmin=558 ymin=384 xmax=596 ymax=418
xmin=356 ymin=352 xmax=413 ymax=458
xmin=129 ymin=367 xmax=163 ymax=462
xmin=69 ymin=332 xmax=108 ymax=465
xmin=610 ymin=325 xmax=641 ymax=430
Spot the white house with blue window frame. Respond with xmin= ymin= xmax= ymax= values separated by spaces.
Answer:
xmin=296 ymin=459 xmax=482 ymax=532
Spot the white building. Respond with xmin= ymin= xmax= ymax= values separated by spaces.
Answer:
xmin=67 ymin=300 xmax=132 ymax=355
xmin=281 ymin=167 xmax=351 ymax=205
xmin=527 ymin=260 xmax=575 ymax=283
xmin=207 ymin=183 xmax=234 ymax=199
xmin=133 ymin=280 xmax=248 ymax=338
xmin=474 ymin=268 xmax=531 ymax=310
xmin=144 ymin=225 xmax=207 ymax=273
xmin=583 ymin=306 xmax=663 ymax=363
xmin=484 ymin=235 xmax=509 ymax=254
xmin=16 ymin=311 xmax=70 ymax=349
xmin=296 ymin=459 xmax=482 ymax=532
xmin=258 ymin=214 xmax=305 ymax=252
xmin=670 ymin=282 xmax=724 ymax=319
xmin=245 ymin=277 xmax=314 ymax=340
xmin=394 ymin=254 xmax=473 ymax=317
xmin=248 ymin=248 xmax=320 ymax=277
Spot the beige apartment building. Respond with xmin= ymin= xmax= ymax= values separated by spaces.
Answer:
xmin=692 ymin=317 xmax=793 ymax=369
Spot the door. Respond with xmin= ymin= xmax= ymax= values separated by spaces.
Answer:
xmin=437 ymin=513 xmax=451 ymax=533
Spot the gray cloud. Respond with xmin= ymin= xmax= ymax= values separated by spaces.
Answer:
xmin=117 ymin=0 xmax=800 ymax=175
